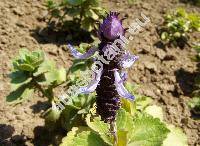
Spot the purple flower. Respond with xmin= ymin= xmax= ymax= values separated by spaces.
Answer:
xmin=67 ymin=44 xmax=97 ymax=59
xmin=114 ymin=70 xmax=135 ymax=100
xmin=98 ymin=12 xmax=125 ymax=41
xmin=120 ymin=71 xmax=128 ymax=83
xmin=120 ymin=51 xmax=139 ymax=68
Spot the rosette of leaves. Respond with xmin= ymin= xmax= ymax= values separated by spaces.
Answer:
xmin=60 ymin=106 xmax=187 ymax=146
xmin=159 ymin=8 xmax=200 ymax=48
xmin=46 ymin=0 xmax=107 ymax=32
xmin=7 ymin=49 xmax=66 ymax=103
xmin=59 ymin=83 xmax=188 ymax=146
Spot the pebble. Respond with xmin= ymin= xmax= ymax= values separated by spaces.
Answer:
xmin=156 ymin=83 xmax=175 ymax=92
xmin=13 ymin=7 xmax=24 ymax=16
xmin=141 ymin=45 xmax=151 ymax=54
xmin=156 ymin=49 xmax=166 ymax=60
xmin=144 ymin=61 xmax=158 ymax=73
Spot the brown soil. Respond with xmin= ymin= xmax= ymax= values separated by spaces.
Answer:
xmin=0 ymin=0 xmax=199 ymax=146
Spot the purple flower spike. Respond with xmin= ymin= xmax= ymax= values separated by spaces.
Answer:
xmin=120 ymin=71 xmax=128 ymax=83
xmin=120 ymin=51 xmax=139 ymax=68
xmin=67 ymin=44 xmax=97 ymax=59
xmin=99 ymin=12 xmax=124 ymax=40
xmin=114 ymin=70 xmax=135 ymax=100
xmin=67 ymin=11 xmax=139 ymax=123
xmin=78 ymin=70 xmax=102 ymax=94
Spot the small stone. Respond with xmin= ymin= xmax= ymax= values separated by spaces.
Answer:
xmin=156 ymin=49 xmax=166 ymax=60
xmin=141 ymin=3 xmax=151 ymax=10
xmin=141 ymin=45 xmax=151 ymax=54
xmin=13 ymin=7 xmax=24 ymax=16
xmin=144 ymin=61 xmax=158 ymax=73
xmin=1 ymin=37 xmax=8 ymax=44
xmin=16 ymin=22 xmax=29 ymax=28
xmin=156 ymin=83 xmax=175 ymax=92
xmin=138 ymin=87 xmax=157 ymax=98
xmin=16 ymin=115 xmax=24 ymax=121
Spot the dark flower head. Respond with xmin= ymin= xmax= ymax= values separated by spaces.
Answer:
xmin=99 ymin=12 xmax=124 ymax=41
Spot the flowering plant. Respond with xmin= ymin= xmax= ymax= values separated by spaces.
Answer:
xmin=7 ymin=11 xmax=188 ymax=146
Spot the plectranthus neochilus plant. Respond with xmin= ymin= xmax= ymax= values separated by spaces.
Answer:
xmin=67 ymin=11 xmax=138 ymax=134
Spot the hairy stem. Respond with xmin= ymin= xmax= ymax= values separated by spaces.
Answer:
xmin=110 ymin=121 xmax=118 ymax=146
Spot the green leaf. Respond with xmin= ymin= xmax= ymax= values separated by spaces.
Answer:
xmin=9 ymin=71 xmax=31 ymax=86
xmin=68 ymin=8 xmax=81 ymax=17
xmin=88 ymin=0 xmax=100 ymax=6
xmin=70 ymin=60 xmax=89 ymax=73
xmin=162 ymin=125 xmax=188 ymax=146
xmin=125 ymin=82 xmax=138 ymax=94
xmin=144 ymin=105 xmax=164 ymax=121
xmin=188 ymin=96 xmax=200 ymax=111
xmin=34 ymin=59 xmax=56 ymax=76
xmin=60 ymin=127 xmax=79 ymax=146
xmin=6 ymin=85 xmax=34 ymax=103
xmin=44 ymin=67 xmax=66 ymax=85
xmin=129 ymin=114 xmax=170 ymax=146
xmin=85 ymin=10 xmax=99 ymax=20
xmin=92 ymin=7 xmax=107 ymax=17
xmin=117 ymin=130 xmax=128 ymax=146
xmin=18 ymin=48 xmax=29 ymax=60
xmin=70 ymin=130 xmax=107 ymax=146
xmin=116 ymin=109 xmax=133 ymax=134
xmin=46 ymin=0 xmax=57 ymax=9
xmin=78 ymin=43 xmax=92 ymax=53
xmin=13 ymin=49 xmax=45 ymax=72
xmin=161 ymin=32 xmax=169 ymax=41
xmin=116 ymin=109 xmax=134 ymax=145
xmin=71 ymin=94 xmax=95 ymax=110
xmin=81 ymin=17 xmax=94 ymax=31
xmin=57 ymin=67 xmax=67 ymax=83
xmin=135 ymin=95 xmax=153 ymax=111
xmin=18 ymin=64 xmax=35 ymax=72
xmin=121 ymin=98 xmax=136 ymax=116
xmin=61 ymin=106 xmax=84 ymax=131
xmin=65 ymin=0 xmax=86 ymax=6
xmin=86 ymin=114 xmax=113 ymax=145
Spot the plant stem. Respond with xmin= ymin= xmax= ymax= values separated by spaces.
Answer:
xmin=110 ymin=121 xmax=118 ymax=146
xmin=31 ymin=78 xmax=46 ymax=97
xmin=31 ymin=74 xmax=53 ymax=100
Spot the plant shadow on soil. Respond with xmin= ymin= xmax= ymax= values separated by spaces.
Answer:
xmin=33 ymin=125 xmax=65 ymax=146
xmin=0 ymin=124 xmax=26 ymax=146
xmin=175 ymin=65 xmax=200 ymax=119
xmin=30 ymin=101 xmax=65 ymax=145
xmin=30 ymin=21 xmax=94 ymax=46
xmin=179 ymin=0 xmax=200 ymax=6
xmin=30 ymin=101 xmax=51 ymax=114
xmin=174 ymin=68 xmax=196 ymax=96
